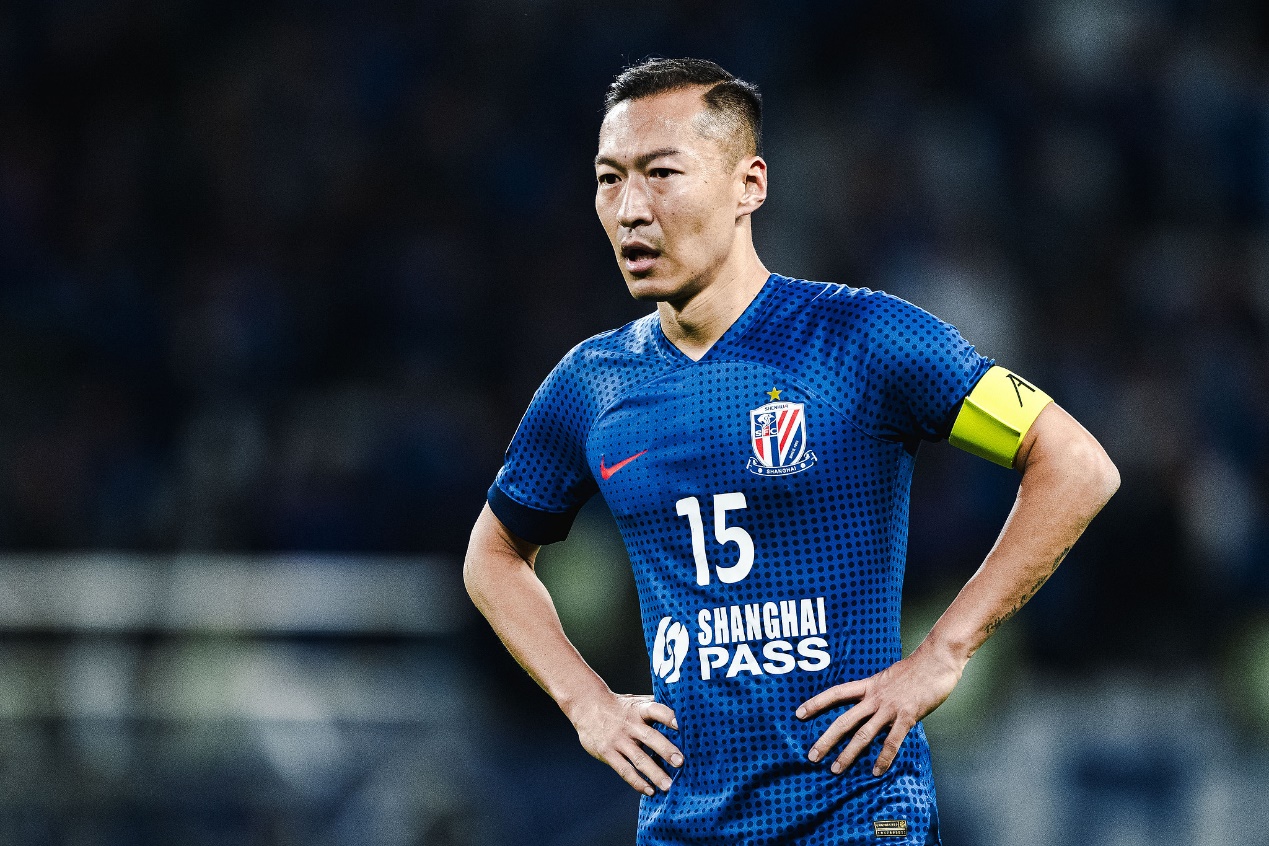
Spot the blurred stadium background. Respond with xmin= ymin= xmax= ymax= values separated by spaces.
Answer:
xmin=0 ymin=0 xmax=1267 ymax=843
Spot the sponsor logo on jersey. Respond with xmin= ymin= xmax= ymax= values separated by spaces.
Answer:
xmin=695 ymin=595 xmax=836 ymax=681
xmin=873 ymin=820 xmax=909 ymax=838
xmin=747 ymin=394 xmax=818 ymax=477
xmin=652 ymin=615 xmax=689 ymax=683
xmin=656 ymin=599 xmax=838 ymax=685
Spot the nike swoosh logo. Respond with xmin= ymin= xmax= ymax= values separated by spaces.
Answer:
xmin=599 ymin=450 xmax=648 ymax=480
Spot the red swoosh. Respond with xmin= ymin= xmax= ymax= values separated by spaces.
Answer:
xmin=599 ymin=450 xmax=647 ymax=480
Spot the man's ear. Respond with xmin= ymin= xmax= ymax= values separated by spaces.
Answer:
xmin=738 ymin=156 xmax=767 ymax=218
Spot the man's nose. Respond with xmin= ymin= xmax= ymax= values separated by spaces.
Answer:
xmin=617 ymin=176 xmax=654 ymax=229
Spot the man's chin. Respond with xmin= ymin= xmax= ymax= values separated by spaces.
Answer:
xmin=623 ymin=273 xmax=682 ymax=302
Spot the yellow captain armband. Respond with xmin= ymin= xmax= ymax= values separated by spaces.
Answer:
xmin=949 ymin=366 xmax=1053 ymax=468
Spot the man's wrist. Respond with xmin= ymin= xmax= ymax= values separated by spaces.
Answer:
xmin=913 ymin=630 xmax=974 ymax=676
xmin=555 ymin=676 xmax=614 ymax=725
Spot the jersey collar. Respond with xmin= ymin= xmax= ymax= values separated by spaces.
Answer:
xmin=655 ymin=273 xmax=784 ymax=365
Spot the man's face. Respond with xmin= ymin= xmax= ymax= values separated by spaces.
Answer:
xmin=595 ymin=87 xmax=758 ymax=303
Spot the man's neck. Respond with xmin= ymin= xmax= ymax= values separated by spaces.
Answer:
xmin=658 ymin=249 xmax=770 ymax=361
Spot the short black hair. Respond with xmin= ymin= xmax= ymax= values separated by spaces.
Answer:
xmin=604 ymin=57 xmax=763 ymax=158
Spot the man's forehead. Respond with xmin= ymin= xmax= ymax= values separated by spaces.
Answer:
xmin=606 ymin=86 xmax=710 ymax=127
xmin=596 ymin=87 xmax=720 ymax=162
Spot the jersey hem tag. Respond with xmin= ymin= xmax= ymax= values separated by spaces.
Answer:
xmin=872 ymin=819 xmax=908 ymax=838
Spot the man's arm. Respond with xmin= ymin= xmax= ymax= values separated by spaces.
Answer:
xmin=464 ymin=503 xmax=684 ymax=795
xmin=797 ymin=402 xmax=1120 ymax=776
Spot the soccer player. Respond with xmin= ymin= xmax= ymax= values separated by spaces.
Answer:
xmin=464 ymin=58 xmax=1118 ymax=844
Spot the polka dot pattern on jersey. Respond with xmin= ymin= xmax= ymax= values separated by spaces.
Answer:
xmin=489 ymin=275 xmax=992 ymax=845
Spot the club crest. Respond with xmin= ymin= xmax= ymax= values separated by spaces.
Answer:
xmin=747 ymin=396 xmax=818 ymax=477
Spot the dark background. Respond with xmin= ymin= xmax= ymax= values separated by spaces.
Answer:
xmin=0 ymin=0 xmax=1267 ymax=843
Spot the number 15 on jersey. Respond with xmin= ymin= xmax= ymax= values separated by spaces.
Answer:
xmin=675 ymin=493 xmax=754 ymax=586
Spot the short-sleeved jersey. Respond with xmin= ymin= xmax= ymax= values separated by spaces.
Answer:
xmin=489 ymin=274 xmax=993 ymax=845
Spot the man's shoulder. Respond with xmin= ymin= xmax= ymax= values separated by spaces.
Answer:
xmin=555 ymin=312 xmax=663 ymax=375
xmin=774 ymin=275 xmax=915 ymax=320
xmin=767 ymin=275 xmax=924 ymax=344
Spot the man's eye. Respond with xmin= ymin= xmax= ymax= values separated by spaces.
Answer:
xmin=649 ymin=168 xmax=675 ymax=178
xmin=597 ymin=173 xmax=620 ymax=185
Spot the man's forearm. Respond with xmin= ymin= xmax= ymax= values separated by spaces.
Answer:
xmin=464 ymin=506 xmax=611 ymax=720
xmin=465 ymin=505 xmax=683 ymax=795
xmin=918 ymin=404 xmax=1120 ymax=667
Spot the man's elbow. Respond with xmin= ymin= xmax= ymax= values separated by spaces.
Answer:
xmin=1099 ymin=451 xmax=1121 ymax=502
xmin=462 ymin=550 xmax=479 ymax=599
xmin=463 ymin=523 xmax=493 ymax=603
xmin=463 ymin=546 xmax=503 ymax=621
xmin=1071 ymin=435 xmax=1120 ymax=508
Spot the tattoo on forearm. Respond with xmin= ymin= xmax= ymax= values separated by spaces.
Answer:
xmin=983 ymin=546 xmax=1072 ymax=638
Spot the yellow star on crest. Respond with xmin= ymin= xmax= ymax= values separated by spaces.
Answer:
xmin=766 ymin=387 xmax=782 ymax=401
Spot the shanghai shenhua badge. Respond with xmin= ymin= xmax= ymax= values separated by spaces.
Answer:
xmin=747 ymin=391 xmax=818 ymax=477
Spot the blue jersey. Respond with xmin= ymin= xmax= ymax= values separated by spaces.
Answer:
xmin=489 ymin=274 xmax=993 ymax=845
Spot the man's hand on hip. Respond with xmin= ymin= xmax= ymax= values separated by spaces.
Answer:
xmin=796 ymin=645 xmax=963 ymax=777
xmin=569 ymin=691 xmax=683 ymax=796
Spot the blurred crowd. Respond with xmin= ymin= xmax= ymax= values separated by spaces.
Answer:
xmin=1 ymin=0 xmax=1267 ymax=698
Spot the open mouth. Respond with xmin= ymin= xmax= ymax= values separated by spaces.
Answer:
xmin=620 ymin=244 xmax=661 ymax=274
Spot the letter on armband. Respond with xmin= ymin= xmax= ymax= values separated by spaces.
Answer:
xmin=950 ymin=366 xmax=1054 ymax=468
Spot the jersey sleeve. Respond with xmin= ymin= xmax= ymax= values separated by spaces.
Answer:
xmin=859 ymin=292 xmax=995 ymax=442
xmin=487 ymin=350 xmax=598 ymax=545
